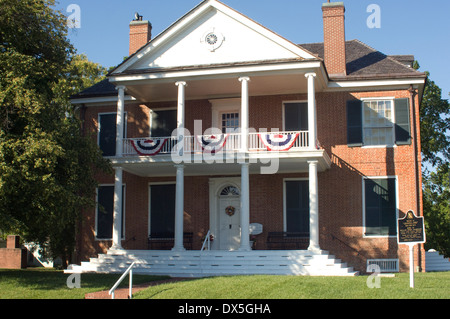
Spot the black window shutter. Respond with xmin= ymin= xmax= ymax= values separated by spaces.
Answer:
xmin=346 ymin=100 xmax=363 ymax=146
xmin=394 ymin=98 xmax=411 ymax=145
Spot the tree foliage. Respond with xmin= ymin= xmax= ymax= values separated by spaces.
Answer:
xmin=415 ymin=61 xmax=450 ymax=257
xmin=0 ymin=0 xmax=110 ymax=266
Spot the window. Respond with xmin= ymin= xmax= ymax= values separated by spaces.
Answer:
xmin=346 ymin=98 xmax=411 ymax=147
xmin=284 ymin=180 xmax=309 ymax=233
xmin=149 ymin=184 xmax=176 ymax=237
xmin=363 ymin=177 xmax=397 ymax=237
xmin=221 ymin=112 xmax=239 ymax=133
xmin=96 ymin=185 xmax=124 ymax=240
xmin=98 ymin=113 xmax=127 ymax=156
xmin=363 ymin=100 xmax=394 ymax=146
xmin=284 ymin=102 xmax=308 ymax=131
xmin=150 ymin=109 xmax=177 ymax=137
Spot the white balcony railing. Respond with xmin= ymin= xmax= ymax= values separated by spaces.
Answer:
xmin=123 ymin=131 xmax=309 ymax=157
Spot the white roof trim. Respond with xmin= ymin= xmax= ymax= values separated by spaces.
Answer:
xmin=112 ymin=0 xmax=317 ymax=74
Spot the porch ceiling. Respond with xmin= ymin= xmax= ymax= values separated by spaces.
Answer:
xmin=124 ymin=73 xmax=311 ymax=102
xmin=113 ymin=150 xmax=331 ymax=177
xmin=109 ymin=60 xmax=326 ymax=102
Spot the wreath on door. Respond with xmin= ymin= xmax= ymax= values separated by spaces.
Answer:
xmin=225 ymin=206 xmax=235 ymax=217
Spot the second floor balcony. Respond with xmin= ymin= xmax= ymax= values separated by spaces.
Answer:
xmin=123 ymin=130 xmax=310 ymax=157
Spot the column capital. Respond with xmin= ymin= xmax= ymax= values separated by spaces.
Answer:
xmin=174 ymin=164 xmax=185 ymax=169
xmin=175 ymin=81 xmax=187 ymax=87
xmin=115 ymin=85 xmax=126 ymax=91
xmin=238 ymin=76 xmax=250 ymax=82
xmin=307 ymin=160 xmax=319 ymax=165
xmin=305 ymin=72 xmax=317 ymax=79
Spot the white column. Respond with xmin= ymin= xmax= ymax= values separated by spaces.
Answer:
xmin=173 ymin=81 xmax=187 ymax=251
xmin=308 ymin=160 xmax=320 ymax=252
xmin=305 ymin=73 xmax=317 ymax=150
xmin=239 ymin=77 xmax=250 ymax=152
xmin=175 ymin=81 xmax=187 ymax=129
xmin=173 ymin=164 xmax=185 ymax=251
xmin=116 ymin=86 xmax=126 ymax=157
xmin=111 ymin=167 xmax=123 ymax=250
xmin=239 ymin=163 xmax=251 ymax=251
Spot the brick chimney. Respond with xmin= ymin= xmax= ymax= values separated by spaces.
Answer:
xmin=322 ymin=2 xmax=346 ymax=76
xmin=129 ymin=15 xmax=152 ymax=56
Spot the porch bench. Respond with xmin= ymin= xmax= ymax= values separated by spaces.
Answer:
xmin=148 ymin=232 xmax=193 ymax=250
xmin=266 ymin=232 xmax=309 ymax=250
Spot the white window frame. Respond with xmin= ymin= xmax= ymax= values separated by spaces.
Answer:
xmin=362 ymin=176 xmax=399 ymax=238
xmin=95 ymin=184 xmax=126 ymax=241
xmin=97 ymin=112 xmax=128 ymax=157
xmin=210 ymin=98 xmax=240 ymax=132
xmin=149 ymin=107 xmax=177 ymax=137
xmin=282 ymin=100 xmax=308 ymax=132
xmin=283 ymin=178 xmax=309 ymax=233
xmin=148 ymin=182 xmax=177 ymax=237
xmin=361 ymin=97 xmax=396 ymax=148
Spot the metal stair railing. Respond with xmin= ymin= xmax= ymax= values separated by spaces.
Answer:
xmin=201 ymin=230 xmax=212 ymax=252
xmin=109 ymin=261 xmax=136 ymax=299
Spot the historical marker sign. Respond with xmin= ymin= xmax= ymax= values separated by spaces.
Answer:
xmin=397 ymin=210 xmax=426 ymax=288
xmin=398 ymin=210 xmax=426 ymax=244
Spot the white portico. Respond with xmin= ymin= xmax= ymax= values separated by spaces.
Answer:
xmin=107 ymin=0 xmax=328 ymax=254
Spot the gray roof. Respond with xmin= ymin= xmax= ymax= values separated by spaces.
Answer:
xmin=299 ymin=39 xmax=425 ymax=80
xmin=72 ymin=39 xmax=426 ymax=99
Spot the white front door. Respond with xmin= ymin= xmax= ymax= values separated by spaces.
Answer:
xmin=218 ymin=194 xmax=241 ymax=250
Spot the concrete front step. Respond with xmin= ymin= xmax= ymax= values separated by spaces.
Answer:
xmin=66 ymin=249 xmax=359 ymax=277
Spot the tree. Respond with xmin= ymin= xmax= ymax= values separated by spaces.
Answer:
xmin=415 ymin=61 xmax=450 ymax=257
xmin=423 ymin=165 xmax=450 ymax=257
xmin=0 ymin=0 xmax=110 ymax=267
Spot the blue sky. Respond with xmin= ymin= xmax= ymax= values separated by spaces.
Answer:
xmin=56 ymin=0 xmax=450 ymax=99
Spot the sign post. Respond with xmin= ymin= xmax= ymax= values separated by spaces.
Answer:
xmin=397 ymin=210 xmax=426 ymax=288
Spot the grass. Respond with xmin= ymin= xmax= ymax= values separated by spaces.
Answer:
xmin=134 ymin=272 xmax=450 ymax=299
xmin=0 ymin=269 xmax=448 ymax=299
xmin=0 ymin=268 xmax=168 ymax=299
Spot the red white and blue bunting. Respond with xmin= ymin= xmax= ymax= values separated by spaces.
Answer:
xmin=258 ymin=133 xmax=300 ymax=151
xmin=196 ymin=134 xmax=229 ymax=154
xmin=131 ymin=139 xmax=167 ymax=156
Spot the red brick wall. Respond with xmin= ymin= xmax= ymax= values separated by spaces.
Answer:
xmin=129 ymin=21 xmax=152 ymax=56
xmin=78 ymin=89 xmax=424 ymax=273
xmin=322 ymin=3 xmax=347 ymax=76
xmin=0 ymin=236 xmax=27 ymax=269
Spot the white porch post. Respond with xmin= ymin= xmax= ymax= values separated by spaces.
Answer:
xmin=111 ymin=85 xmax=126 ymax=250
xmin=111 ymin=167 xmax=123 ymax=250
xmin=173 ymin=81 xmax=187 ymax=251
xmin=305 ymin=73 xmax=317 ymax=150
xmin=308 ymin=160 xmax=320 ymax=252
xmin=173 ymin=164 xmax=185 ymax=251
xmin=116 ymin=85 xmax=126 ymax=157
xmin=239 ymin=163 xmax=251 ymax=251
xmin=175 ymin=81 xmax=186 ymax=130
xmin=239 ymin=77 xmax=250 ymax=152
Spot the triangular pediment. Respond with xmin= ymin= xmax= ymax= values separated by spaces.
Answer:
xmin=113 ymin=0 xmax=316 ymax=74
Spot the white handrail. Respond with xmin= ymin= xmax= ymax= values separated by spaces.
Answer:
xmin=109 ymin=261 xmax=136 ymax=299
xmin=201 ymin=230 xmax=211 ymax=252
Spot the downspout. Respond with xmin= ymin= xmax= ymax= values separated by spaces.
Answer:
xmin=409 ymin=85 xmax=422 ymax=271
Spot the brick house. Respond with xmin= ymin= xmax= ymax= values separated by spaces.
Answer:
xmin=69 ymin=0 xmax=427 ymax=276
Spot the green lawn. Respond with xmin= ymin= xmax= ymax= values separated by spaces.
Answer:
xmin=0 ymin=268 xmax=167 ymax=299
xmin=134 ymin=272 xmax=450 ymax=299
xmin=0 ymin=269 xmax=448 ymax=299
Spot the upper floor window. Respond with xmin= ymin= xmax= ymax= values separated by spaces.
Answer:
xmin=221 ymin=112 xmax=239 ymax=133
xmin=363 ymin=99 xmax=394 ymax=146
xmin=283 ymin=102 xmax=308 ymax=131
xmin=150 ymin=109 xmax=177 ymax=137
xmin=347 ymin=98 xmax=411 ymax=147
xmin=98 ymin=112 xmax=127 ymax=157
